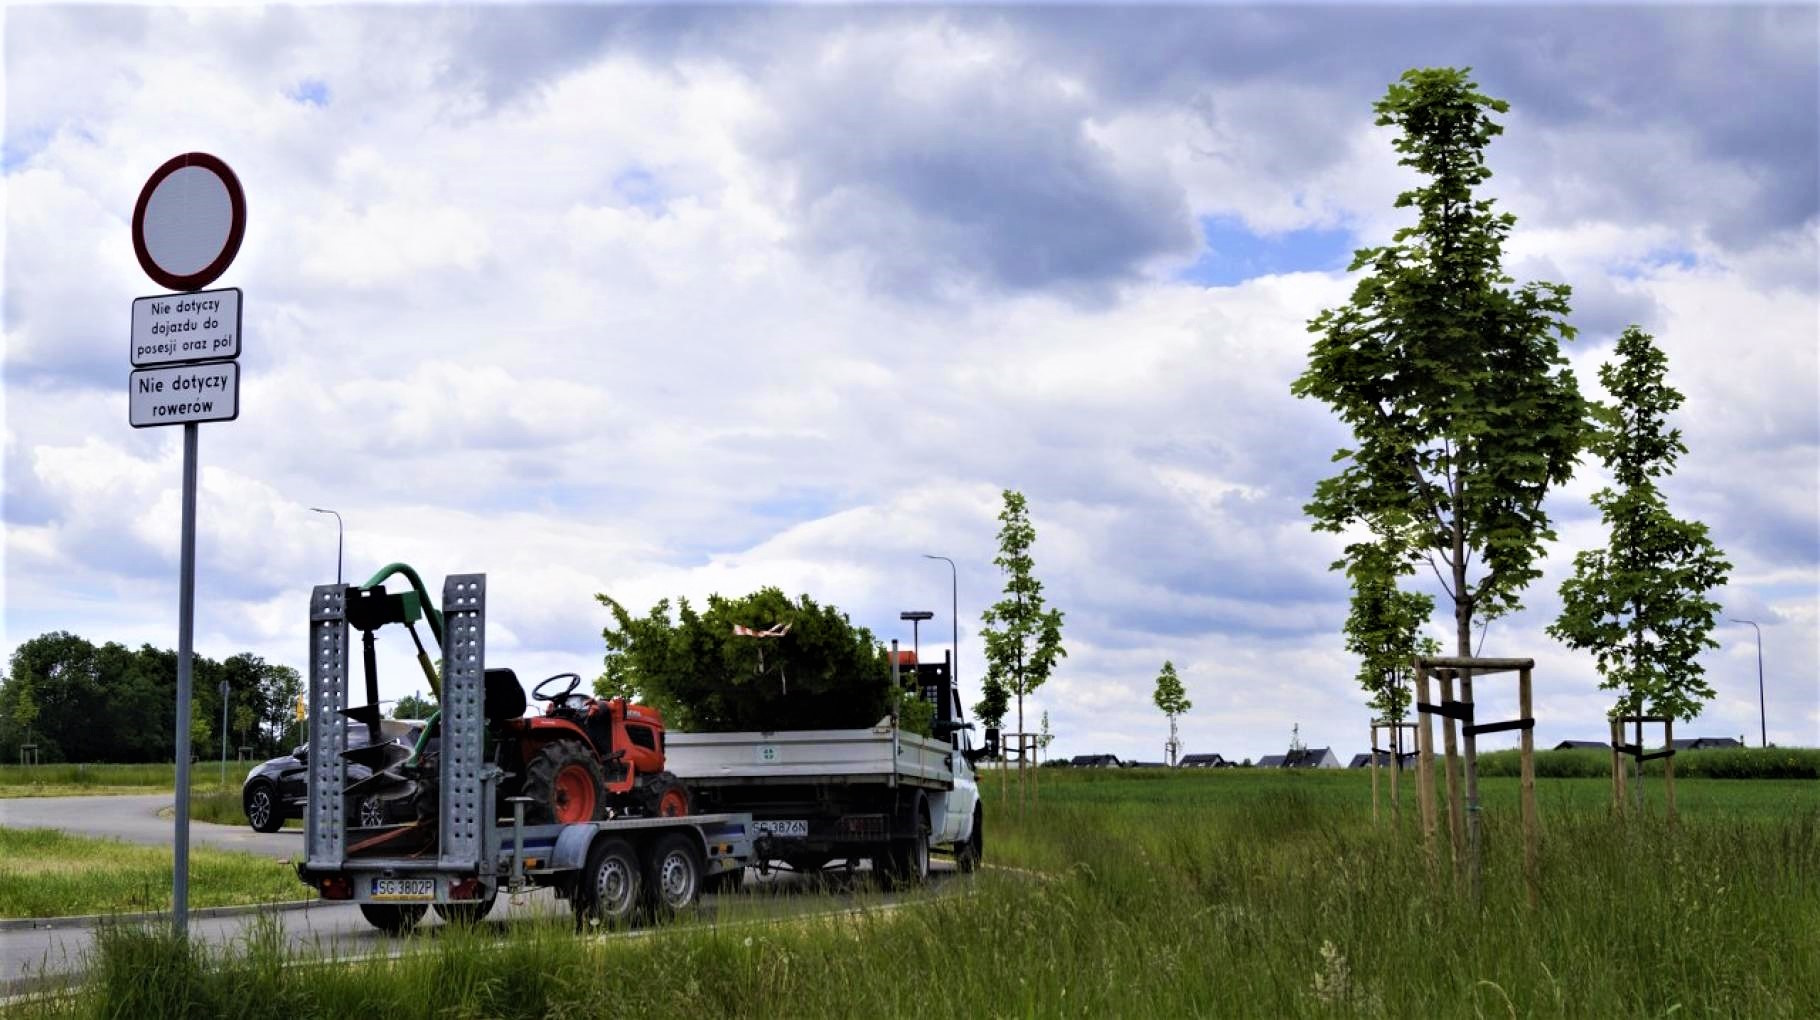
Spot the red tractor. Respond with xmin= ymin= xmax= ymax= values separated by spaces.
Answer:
xmin=491 ymin=671 xmax=690 ymax=824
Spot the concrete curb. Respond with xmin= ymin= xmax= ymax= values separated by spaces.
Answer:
xmin=0 ymin=898 xmax=321 ymax=932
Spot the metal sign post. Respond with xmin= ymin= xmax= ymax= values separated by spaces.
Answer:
xmin=129 ymin=152 xmax=247 ymax=938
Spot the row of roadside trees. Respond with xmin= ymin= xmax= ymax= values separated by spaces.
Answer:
xmin=0 ymin=632 xmax=304 ymax=764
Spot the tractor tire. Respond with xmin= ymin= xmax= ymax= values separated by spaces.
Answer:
xmin=637 ymin=771 xmax=691 ymax=817
xmin=244 ymin=781 xmax=283 ymax=833
xmin=433 ymin=891 xmax=497 ymax=926
xmin=956 ymin=804 xmax=983 ymax=874
xmin=576 ymin=837 xmax=642 ymax=929
xmin=522 ymin=740 xmax=607 ymax=825
xmin=359 ymin=903 xmax=427 ymax=935
xmin=643 ymin=833 xmax=704 ymax=917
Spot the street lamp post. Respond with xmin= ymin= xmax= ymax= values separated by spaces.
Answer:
xmin=309 ymin=507 xmax=343 ymax=584
xmin=219 ymin=678 xmax=230 ymax=787
xmin=1728 ymin=618 xmax=1767 ymax=747
xmin=923 ymin=554 xmax=958 ymax=705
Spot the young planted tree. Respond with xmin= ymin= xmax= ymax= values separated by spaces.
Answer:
xmin=979 ymin=490 xmax=1066 ymax=807
xmin=1038 ymin=710 xmax=1054 ymax=763
xmin=1151 ymin=661 xmax=1191 ymax=766
xmin=1549 ymin=326 xmax=1731 ymax=729
xmin=1292 ymin=67 xmax=1586 ymax=658
xmin=1342 ymin=536 xmax=1435 ymax=729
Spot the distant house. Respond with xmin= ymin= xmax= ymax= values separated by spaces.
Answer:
xmin=1178 ymin=753 xmax=1227 ymax=768
xmin=1671 ymin=737 xmax=1745 ymax=750
xmin=1070 ymin=753 xmax=1122 ymax=768
xmin=1126 ymin=760 xmax=1168 ymax=768
xmin=1554 ymin=740 xmax=1611 ymax=750
xmin=1256 ymin=754 xmax=1287 ymax=768
xmin=1348 ymin=751 xmax=1409 ymax=769
xmin=1284 ymin=747 xmax=1341 ymax=769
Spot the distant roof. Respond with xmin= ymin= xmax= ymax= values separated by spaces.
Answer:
xmin=1554 ymin=740 xmax=1610 ymax=750
xmin=1671 ymin=737 xmax=1745 ymax=750
xmin=1179 ymin=753 xmax=1226 ymax=766
xmin=1257 ymin=754 xmax=1287 ymax=768
xmin=1070 ymin=753 xmax=1122 ymax=766
xmin=1284 ymin=747 xmax=1334 ymax=767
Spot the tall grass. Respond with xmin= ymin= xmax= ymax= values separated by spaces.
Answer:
xmin=0 ymin=828 xmax=301 ymax=918
xmin=0 ymin=762 xmax=233 ymax=794
xmin=13 ymin=770 xmax=1818 ymax=1018
xmin=1476 ymin=746 xmax=1820 ymax=779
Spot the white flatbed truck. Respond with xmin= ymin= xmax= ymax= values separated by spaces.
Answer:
xmin=668 ymin=657 xmax=988 ymax=886
xmin=295 ymin=573 xmax=762 ymax=932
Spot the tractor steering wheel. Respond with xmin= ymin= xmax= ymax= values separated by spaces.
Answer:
xmin=531 ymin=672 xmax=583 ymax=702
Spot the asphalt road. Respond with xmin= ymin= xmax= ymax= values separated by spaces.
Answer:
xmin=0 ymin=794 xmax=955 ymax=994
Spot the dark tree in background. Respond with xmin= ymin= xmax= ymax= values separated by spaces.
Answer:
xmin=1550 ymin=326 xmax=1731 ymax=723
xmin=596 ymin=587 xmax=924 ymax=733
xmin=1292 ymin=67 xmax=1587 ymax=658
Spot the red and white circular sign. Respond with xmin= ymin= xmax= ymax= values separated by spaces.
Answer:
xmin=131 ymin=152 xmax=246 ymax=293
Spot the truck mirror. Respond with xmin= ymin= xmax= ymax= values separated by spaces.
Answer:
xmin=983 ymin=727 xmax=1000 ymax=756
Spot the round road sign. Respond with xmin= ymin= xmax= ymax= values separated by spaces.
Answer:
xmin=132 ymin=152 xmax=246 ymax=293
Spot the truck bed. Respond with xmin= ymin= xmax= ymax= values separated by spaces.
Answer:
xmin=667 ymin=724 xmax=954 ymax=789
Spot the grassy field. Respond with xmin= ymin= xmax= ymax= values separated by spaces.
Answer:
xmin=12 ymin=767 xmax=1819 ymax=1017
xmin=0 ymin=762 xmax=246 ymax=798
xmin=0 ymin=828 xmax=303 ymax=919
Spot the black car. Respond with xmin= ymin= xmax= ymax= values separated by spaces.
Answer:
xmin=242 ymin=720 xmax=425 ymax=832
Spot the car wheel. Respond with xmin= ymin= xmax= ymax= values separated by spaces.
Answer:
xmin=956 ymin=804 xmax=983 ymax=874
xmin=245 ymin=782 xmax=283 ymax=833
xmin=356 ymin=795 xmax=387 ymax=828
xmin=359 ymin=903 xmax=427 ymax=935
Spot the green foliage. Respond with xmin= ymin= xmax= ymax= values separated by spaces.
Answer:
xmin=392 ymin=692 xmax=437 ymax=721
xmin=973 ymin=673 xmax=1009 ymax=731
xmin=1549 ymin=327 xmax=1732 ymax=722
xmin=1291 ymin=67 xmax=1586 ymax=655
xmin=1341 ymin=537 xmax=1435 ymax=722
xmin=1474 ymin=746 xmax=1819 ymax=781
xmin=0 ymin=634 xmax=304 ymax=763
xmin=1151 ymin=660 xmax=1191 ymax=719
xmin=978 ymin=490 xmax=1066 ymax=739
xmin=596 ymin=587 xmax=893 ymax=731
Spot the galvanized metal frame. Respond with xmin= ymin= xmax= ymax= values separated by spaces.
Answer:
xmin=438 ymin=574 xmax=487 ymax=869
xmin=306 ymin=583 xmax=350 ymax=868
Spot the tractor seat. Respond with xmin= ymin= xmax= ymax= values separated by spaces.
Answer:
xmin=483 ymin=668 xmax=528 ymax=724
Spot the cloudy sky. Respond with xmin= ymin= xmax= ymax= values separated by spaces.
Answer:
xmin=4 ymin=3 xmax=1816 ymax=762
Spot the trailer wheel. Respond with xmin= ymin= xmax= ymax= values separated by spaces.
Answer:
xmin=576 ymin=837 xmax=641 ymax=928
xmin=644 ymin=833 xmax=704 ymax=916
xmin=523 ymin=739 xmax=606 ymax=824
xmin=432 ymin=891 xmax=497 ymax=926
xmin=956 ymin=804 xmax=983 ymax=873
xmin=359 ymin=903 xmax=427 ymax=935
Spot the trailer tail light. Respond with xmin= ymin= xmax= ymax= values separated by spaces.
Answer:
xmin=320 ymin=876 xmax=353 ymax=900
xmin=449 ymin=877 xmax=481 ymax=902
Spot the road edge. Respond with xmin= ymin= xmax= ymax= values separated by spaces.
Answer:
xmin=0 ymin=897 xmax=320 ymax=932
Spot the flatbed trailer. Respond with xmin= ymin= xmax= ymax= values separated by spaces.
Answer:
xmin=295 ymin=573 xmax=760 ymax=931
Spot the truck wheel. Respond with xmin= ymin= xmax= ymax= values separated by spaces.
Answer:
xmin=956 ymin=805 xmax=983 ymax=874
xmin=577 ymin=837 xmax=642 ymax=928
xmin=638 ymin=771 xmax=691 ymax=817
xmin=244 ymin=782 xmax=283 ymax=833
xmin=644 ymin=833 xmax=704 ymax=916
xmin=359 ymin=903 xmax=427 ymax=935
xmin=523 ymin=740 xmax=606 ymax=824
xmin=433 ymin=891 xmax=497 ymax=926
xmin=880 ymin=798 xmax=931 ymax=890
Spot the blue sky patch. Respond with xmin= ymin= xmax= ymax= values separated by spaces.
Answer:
xmin=1610 ymin=247 xmax=1699 ymax=280
xmin=287 ymin=78 xmax=330 ymax=107
xmin=1176 ymin=216 xmax=1357 ymax=287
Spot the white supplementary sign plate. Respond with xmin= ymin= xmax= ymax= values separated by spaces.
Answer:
xmin=129 ymin=362 xmax=239 ymax=428
xmin=131 ymin=288 xmax=241 ymax=366
xmin=752 ymin=820 xmax=808 ymax=838
xmin=370 ymin=878 xmax=435 ymax=901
